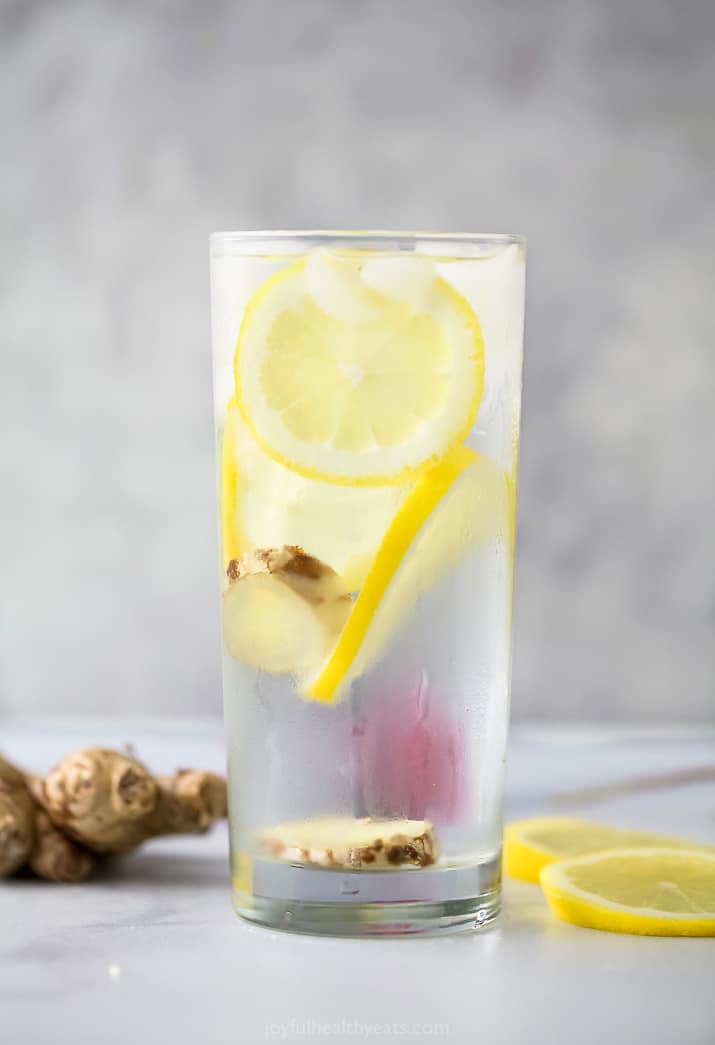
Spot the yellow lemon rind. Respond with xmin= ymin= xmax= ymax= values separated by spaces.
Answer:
xmin=220 ymin=396 xmax=240 ymax=567
xmin=231 ymin=852 xmax=254 ymax=901
xmin=305 ymin=443 xmax=477 ymax=704
xmin=221 ymin=397 xmax=256 ymax=569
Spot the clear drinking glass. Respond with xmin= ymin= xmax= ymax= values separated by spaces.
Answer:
xmin=210 ymin=231 xmax=525 ymax=935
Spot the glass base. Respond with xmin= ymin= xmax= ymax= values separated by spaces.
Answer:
xmin=233 ymin=855 xmax=501 ymax=937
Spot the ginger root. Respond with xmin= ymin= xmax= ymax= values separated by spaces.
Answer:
xmin=0 ymin=757 xmax=35 ymax=876
xmin=0 ymin=755 xmax=94 ymax=882
xmin=0 ymin=747 xmax=227 ymax=882
xmin=29 ymin=809 xmax=96 ymax=883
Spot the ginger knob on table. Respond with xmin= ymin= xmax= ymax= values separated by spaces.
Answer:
xmin=0 ymin=747 xmax=227 ymax=882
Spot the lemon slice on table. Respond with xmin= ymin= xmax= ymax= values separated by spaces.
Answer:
xmin=220 ymin=400 xmax=411 ymax=587
xmin=504 ymin=816 xmax=714 ymax=884
xmin=540 ymin=848 xmax=715 ymax=936
xmin=234 ymin=251 xmax=485 ymax=486
xmin=305 ymin=444 xmax=512 ymax=704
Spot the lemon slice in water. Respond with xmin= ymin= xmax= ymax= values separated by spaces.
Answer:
xmin=220 ymin=400 xmax=411 ymax=587
xmin=234 ymin=252 xmax=485 ymax=486
xmin=305 ymin=444 xmax=511 ymax=703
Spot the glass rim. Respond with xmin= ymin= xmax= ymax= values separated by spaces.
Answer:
xmin=210 ymin=229 xmax=526 ymax=256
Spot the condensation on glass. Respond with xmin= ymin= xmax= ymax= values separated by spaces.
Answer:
xmin=210 ymin=231 xmax=526 ymax=935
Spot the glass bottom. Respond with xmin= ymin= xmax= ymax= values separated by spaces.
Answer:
xmin=233 ymin=854 xmax=501 ymax=937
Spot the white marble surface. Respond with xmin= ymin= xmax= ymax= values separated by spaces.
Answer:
xmin=1 ymin=720 xmax=714 ymax=1045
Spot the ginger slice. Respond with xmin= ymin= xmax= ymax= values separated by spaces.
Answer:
xmin=258 ymin=816 xmax=438 ymax=870
xmin=222 ymin=546 xmax=352 ymax=674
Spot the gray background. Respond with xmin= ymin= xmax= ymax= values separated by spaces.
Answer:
xmin=2 ymin=0 xmax=713 ymax=721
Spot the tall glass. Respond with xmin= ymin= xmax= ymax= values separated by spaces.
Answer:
xmin=210 ymin=232 xmax=525 ymax=935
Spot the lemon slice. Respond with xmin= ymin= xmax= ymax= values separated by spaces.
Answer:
xmin=234 ymin=252 xmax=485 ymax=486
xmin=220 ymin=400 xmax=411 ymax=587
xmin=504 ymin=816 xmax=713 ymax=884
xmin=540 ymin=848 xmax=715 ymax=936
xmin=305 ymin=444 xmax=511 ymax=703
xmin=220 ymin=398 xmax=243 ymax=565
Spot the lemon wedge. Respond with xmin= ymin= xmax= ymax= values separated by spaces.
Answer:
xmin=234 ymin=252 xmax=485 ymax=486
xmin=305 ymin=444 xmax=511 ymax=703
xmin=540 ymin=848 xmax=715 ymax=936
xmin=504 ymin=816 xmax=713 ymax=884
xmin=220 ymin=400 xmax=411 ymax=586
